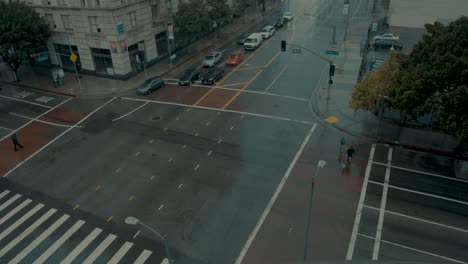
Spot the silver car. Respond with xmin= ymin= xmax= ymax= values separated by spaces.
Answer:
xmin=137 ymin=76 xmax=164 ymax=95
xmin=202 ymin=51 xmax=222 ymax=67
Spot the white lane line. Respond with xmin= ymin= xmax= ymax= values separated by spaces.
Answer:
xmin=178 ymin=184 xmax=183 ymax=189
xmin=195 ymin=132 xmax=199 ymax=137
xmin=83 ymin=234 xmax=117 ymax=264
xmin=133 ymin=249 xmax=152 ymax=264
xmin=0 ymin=199 xmax=31 ymax=226
xmin=0 ymin=94 xmax=52 ymax=108
xmin=3 ymin=97 xmax=116 ymax=178
xmin=158 ymin=204 xmax=164 ymax=211
xmin=60 ymin=228 xmax=102 ymax=264
xmin=10 ymin=214 xmax=70 ymax=264
xmin=34 ymin=220 xmax=85 ymax=264
xmin=0 ymin=203 xmax=44 ymax=241
xmin=0 ymin=125 xmax=13 ymax=131
xmin=120 ymin=97 xmax=314 ymax=124
xmin=194 ymin=164 xmax=200 ymax=171
xmin=235 ymin=123 xmax=317 ymax=264
xmin=363 ymin=205 xmax=468 ymax=234
xmin=346 ymin=144 xmax=376 ymax=260
xmin=358 ymin=233 xmax=468 ymax=264
xmin=372 ymin=147 xmax=393 ymax=260
xmin=9 ymin=112 xmax=81 ymax=128
xmin=133 ymin=230 xmax=141 ymax=238
xmin=372 ymin=161 xmax=468 ymax=184
xmin=230 ymin=126 xmax=235 ymax=130
xmin=207 ymin=150 xmax=212 ymax=156
xmin=0 ymin=97 xmax=72 ymax=142
xmin=0 ymin=190 xmax=10 ymax=199
xmin=108 ymin=241 xmax=134 ymax=264
xmin=368 ymin=180 xmax=468 ymax=206
xmin=160 ymin=258 xmax=170 ymax=264
xmin=217 ymin=139 xmax=223 ymax=144
xmin=0 ymin=208 xmax=56 ymax=257
xmin=0 ymin=194 xmax=21 ymax=212
xmin=168 ymin=158 xmax=173 ymax=162
xmin=264 ymin=64 xmax=289 ymax=93
xmin=112 ymin=101 xmax=149 ymax=121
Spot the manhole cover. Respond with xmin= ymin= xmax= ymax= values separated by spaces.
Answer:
xmin=152 ymin=116 xmax=161 ymax=121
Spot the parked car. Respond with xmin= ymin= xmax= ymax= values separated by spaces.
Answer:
xmin=374 ymin=39 xmax=403 ymax=50
xmin=201 ymin=66 xmax=225 ymax=85
xmin=283 ymin=11 xmax=294 ymax=21
xmin=226 ymin=52 xmax=244 ymax=66
xmin=244 ymin=33 xmax=263 ymax=50
xmin=260 ymin=26 xmax=275 ymax=39
xmin=237 ymin=32 xmax=250 ymax=45
xmin=275 ymin=16 xmax=285 ymax=28
xmin=137 ymin=76 xmax=164 ymax=95
xmin=202 ymin=51 xmax=222 ymax=67
xmin=178 ymin=68 xmax=201 ymax=86
xmin=373 ymin=33 xmax=400 ymax=42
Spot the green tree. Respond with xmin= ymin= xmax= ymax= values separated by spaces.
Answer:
xmin=351 ymin=51 xmax=400 ymax=112
xmin=0 ymin=1 xmax=50 ymax=81
xmin=206 ymin=0 xmax=232 ymax=38
xmin=395 ymin=16 xmax=468 ymax=148
xmin=233 ymin=0 xmax=251 ymax=23
xmin=174 ymin=0 xmax=211 ymax=46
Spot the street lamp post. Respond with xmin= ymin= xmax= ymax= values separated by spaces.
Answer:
xmin=303 ymin=160 xmax=326 ymax=262
xmin=125 ymin=217 xmax=173 ymax=263
xmin=59 ymin=29 xmax=83 ymax=94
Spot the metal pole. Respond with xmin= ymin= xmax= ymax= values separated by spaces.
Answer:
xmin=303 ymin=165 xmax=321 ymax=262
xmin=376 ymin=98 xmax=384 ymax=138
xmin=332 ymin=25 xmax=336 ymax=43
xmin=66 ymin=33 xmax=82 ymax=93
xmin=138 ymin=221 xmax=173 ymax=262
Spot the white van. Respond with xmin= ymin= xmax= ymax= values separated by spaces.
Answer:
xmin=244 ymin=33 xmax=262 ymax=50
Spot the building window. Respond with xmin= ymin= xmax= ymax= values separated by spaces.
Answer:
xmin=129 ymin=11 xmax=137 ymax=28
xmin=44 ymin=14 xmax=54 ymax=28
xmin=91 ymin=48 xmax=114 ymax=75
xmin=89 ymin=16 xmax=99 ymax=33
xmin=61 ymin=15 xmax=72 ymax=30
xmin=151 ymin=4 xmax=159 ymax=21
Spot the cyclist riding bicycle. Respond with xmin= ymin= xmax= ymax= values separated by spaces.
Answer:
xmin=346 ymin=146 xmax=355 ymax=163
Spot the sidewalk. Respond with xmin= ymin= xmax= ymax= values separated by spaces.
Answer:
xmin=312 ymin=19 xmax=464 ymax=159
xmin=0 ymin=3 xmax=281 ymax=98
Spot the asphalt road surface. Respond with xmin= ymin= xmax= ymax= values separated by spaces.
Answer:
xmin=1 ymin=0 xmax=467 ymax=263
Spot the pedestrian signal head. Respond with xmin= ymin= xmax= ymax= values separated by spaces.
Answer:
xmin=281 ymin=40 xmax=286 ymax=52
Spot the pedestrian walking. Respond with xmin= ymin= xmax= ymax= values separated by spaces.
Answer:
xmin=340 ymin=136 xmax=346 ymax=151
xmin=346 ymin=145 xmax=355 ymax=164
xmin=11 ymin=133 xmax=23 ymax=151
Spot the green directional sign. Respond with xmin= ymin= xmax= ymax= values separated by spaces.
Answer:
xmin=326 ymin=50 xmax=339 ymax=55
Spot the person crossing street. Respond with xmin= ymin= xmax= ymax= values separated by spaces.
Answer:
xmin=11 ymin=133 xmax=24 ymax=152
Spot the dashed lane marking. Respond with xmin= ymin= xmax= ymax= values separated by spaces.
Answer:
xmin=73 ymin=204 xmax=79 ymax=210
xmin=194 ymin=132 xmax=199 ymax=137
xmin=164 ymin=127 xmax=168 ymax=132
xmin=230 ymin=126 xmax=235 ymax=130
xmin=149 ymin=139 xmax=154 ymax=144
xmin=95 ymin=185 xmax=101 ymax=191
xmin=178 ymin=184 xmax=183 ymax=189
xmin=115 ymin=168 xmax=122 ymax=173
xmin=106 ymin=216 xmax=113 ymax=222
xmin=168 ymin=158 xmax=173 ymax=162
xmin=194 ymin=165 xmax=200 ymax=171
xmin=150 ymin=175 xmax=156 ymax=180
xmin=182 ymin=145 xmax=187 ymax=149
xmin=217 ymin=139 xmax=223 ymax=144
xmin=207 ymin=150 xmax=212 ymax=156
xmin=129 ymin=195 xmax=135 ymax=201
xmin=133 ymin=230 xmax=141 ymax=238
xmin=158 ymin=204 xmax=164 ymax=211
xmin=135 ymin=152 xmax=140 ymax=156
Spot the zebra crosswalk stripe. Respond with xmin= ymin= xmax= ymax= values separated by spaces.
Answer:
xmin=0 ymin=190 xmax=10 ymax=200
xmin=0 ymin=194 xmax=21 ymax=213
xmin=83 ymin=233 xmax=117 ymax=264
xmin=107 ymin=241 xmax=133 ymax=263
xmin=134 ymin=249 xmax=153 ymax=264
xmin=9 ymin=214 xmax=70 ymax=264
xmin=0 ymin=203 xmax=44 ymax=242
xmin=0 ymin=199 xmax=32 ymax=226
xmin=60 ymin=228 xmax=102 ymax=264
xmin=33 ymin=220 xmax=85 ymax=264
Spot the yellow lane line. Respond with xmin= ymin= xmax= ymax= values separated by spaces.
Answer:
xmin=194 ymin=36 xmax=275 ymax=106
xmin=115 ymin=168 xmax=121 ymax=173
xmin=95 ymin=185 xmax=101 ymax=191
xmin=222 ymin=51 xmax=281 ymax=110
xmin=135 ymin=151 xmax=140 ymax=156
xmin=129 ymin=195 xmax=135 ymax=201
xmin=73 ymin=204 xmax=79 ymax=210
xmin=236 ymin=66 xmax=261 ymax=71
xmin=150 ymin=175 xmax=156 ymax=180
xmin=107 ymin=216 xmax=113 ymax=222
xmin=182 ymin=144 xmax=187 ymax=149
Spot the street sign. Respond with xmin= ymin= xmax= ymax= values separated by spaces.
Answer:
xmin=138 ymin=42 xmax=145 ymax=51
xmin=116 ymin=21 xmax=124 ymax=35
xmin=291 ymin=48 xmax=302 ymax=54
xmin=69 ymin=53 xmax=77 ymax=62
xmin=326 ymin=50 xmax=339 ymax=55
xmin=343 ymin=3 xmax=349 ymax=15
xmin=168 ymin=23 xmax=174 ymax=40
xmin=369 ymin=57 xmax=384 ymax=71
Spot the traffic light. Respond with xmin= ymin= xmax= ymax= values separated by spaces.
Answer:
xmin=329 ymin=64 xmax=335 ymax=77
xmin=281 ymin=40 xmax=286 ymax=52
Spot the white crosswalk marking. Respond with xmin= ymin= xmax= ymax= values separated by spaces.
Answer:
xmin=0 ymin=199 xmax=32 ymax=226
xmin=8 ymin=214 xmax=70 ymax=264
xmin=0 ymin=194 xmax=21 ymax=212
xmin=108 ymin=241 xmax=133 ymax=263
xmin=0 ymin=190 xmax=10 ymax=200
xmin=83 ymin=233 xmax=117 ymax=264
xmin=0 ymin=208 xmax=56 ymax=257
xmin=0 ymin=203 xmax=44 ymax=241
xmin=134 ymin=249 xmax=153 ymax=264
xmin=33 ymin=220 xmax=85 ymax=264
xmin=60 ymin=228 xmax=102 ymax=264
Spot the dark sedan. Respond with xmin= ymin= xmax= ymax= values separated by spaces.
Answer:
xmin=200 ymin=66 xmax=224 ymax=85
xmin=178 ymin=68 xmax=201 ymax=85
xmin=275 ymin=17 xmax=285 ymax=28
xmin=237 ymin=32 xmax=250 ymax=45
xmin=137 ymin=76 xmax=164 ymax=95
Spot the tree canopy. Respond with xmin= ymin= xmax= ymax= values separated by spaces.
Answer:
xmin=0 ymin=1 xmax=50 ymax=80
xmin=174 ymin=0 xmax=212 ymax=45
xmin=351 ymin=16 xmax=468 ymax=148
